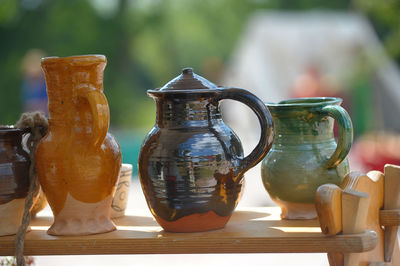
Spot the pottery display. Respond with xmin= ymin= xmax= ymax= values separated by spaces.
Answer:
xmin=0 ymin=126 xmax=30 ymax=236
xmin=138 ymin=68 xmax=274 ymax=232
xmin=37 ymin=55 xmax=122 ymax=235
xmin=111 ymin=163 xmax=133 ymax=218
xmin=261 ymin=97 xmax=353 ymax=219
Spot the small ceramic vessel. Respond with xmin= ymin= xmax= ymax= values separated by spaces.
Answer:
xmin=111 ymin=163 xmax=133 ymax=219
xmin=0 ymin=126 xmax=30 ymax=236
xmin=261 ymin=97 xmax=353 ymax=219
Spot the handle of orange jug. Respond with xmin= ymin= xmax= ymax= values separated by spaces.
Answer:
xmin=215 ymin=88 xmax=274 ymax=179
xmin=317 ymin=105 xmax=353 ymax=169
xmin=75 ymin=86 xmax=110 ymax=148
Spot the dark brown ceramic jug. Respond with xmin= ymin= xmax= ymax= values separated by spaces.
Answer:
xmin=138 ymin=68 xmax=274 ymax=232
xmin=0 ymin=126 xmax=30 ymax=236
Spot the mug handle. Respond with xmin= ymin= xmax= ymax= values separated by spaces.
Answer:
xmin=316 ymin=105 xmax=353 ymax=169
xmin=214 ymin=88 xmax=274 ymax=176
xmin=75 ymin=86 xmax=110 ymax=148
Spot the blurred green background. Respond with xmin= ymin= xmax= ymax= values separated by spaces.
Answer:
xmin=1 ymin=0 xmax=400 ymax=172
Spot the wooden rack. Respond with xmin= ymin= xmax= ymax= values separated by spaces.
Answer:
xmin=0 ymin=207 xmax=376 ymax=256
xmin=0 ymin=165 xmax=399 ymax=266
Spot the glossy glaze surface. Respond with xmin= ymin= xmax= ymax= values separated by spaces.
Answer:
xmin=139 ymin=68 xmax=273 ymax=232
xmin=0 ymin=127 xmax=30 ymax=236
xmin=261 ymin=97 xmax=353 ymax=219
xmin=37 ymin=55 xmax=122 ymax=235
xmin=0 ymin=127 xmax=30 ymax=205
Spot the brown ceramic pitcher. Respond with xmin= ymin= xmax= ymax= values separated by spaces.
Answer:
xmin=0 ymin=126 xmax=30 ymax=236
xmin=37 ymin=55 xmax=122 ymax=236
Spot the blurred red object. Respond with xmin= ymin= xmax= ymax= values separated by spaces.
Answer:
xmin=291 ymin=65 xmax=335 ymax=98
xmin=353 ymin=132 xmax=400 ymax=172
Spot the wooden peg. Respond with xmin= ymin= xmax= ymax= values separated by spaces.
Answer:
xmin=383 ymin=164 xmax=400 ymax=262
xmin=316 ymin=184 xmax=344 ymax=266
xmin=327 ymin=252 xmax=344 ymax=266
xmin=337 ymin=171 xmax=387 ymax=264
xmin=379 ymin=209 xmax=400 ymax=227
xmin=342 ymin=189 xmax=370 ymax=266
xmin=316 ymin=184 xmax=342 ymax=236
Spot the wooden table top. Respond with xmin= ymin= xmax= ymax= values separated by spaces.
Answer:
xmin=0 ymin=207 xmax=377 ymax=256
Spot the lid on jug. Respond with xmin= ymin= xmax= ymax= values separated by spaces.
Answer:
xmin=148 ymin=68 xmax=220 ymax=95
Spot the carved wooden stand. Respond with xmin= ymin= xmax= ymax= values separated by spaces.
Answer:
xmin=316 ymin=164 xmax=400 ymax=265
xmin=0 ymin=165 xmax=399 ymax=266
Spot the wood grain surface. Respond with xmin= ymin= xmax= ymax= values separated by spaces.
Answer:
xmin=0 ymin=207 xmax=377 ymax=256
xmin=341 ymin=190 xmax=370 ymax=266
xmin=379 ymin=209 xmax=400 ymax=227
xmin=316 ymin=184 xmax=343 ymax=236
xmin=383 ymin=165 xmax=400 ymax=262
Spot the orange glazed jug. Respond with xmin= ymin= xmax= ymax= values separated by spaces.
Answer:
xmin=37 ymin=55 xmax=122 ymax=236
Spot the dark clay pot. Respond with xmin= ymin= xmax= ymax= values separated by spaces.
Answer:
xmin=261 ymin=98 xmax=353 ymax=219
xmin=0 ymin=126 xmax=30 ymax=204
xmin=138 ymin=68 xmax=274 ymax=232
xmin=0 ymin=126 xmax=30 ymax=235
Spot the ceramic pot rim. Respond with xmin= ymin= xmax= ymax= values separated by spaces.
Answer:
xmin=147 ymin=88 xmax=220 ymax=95
xmin=265 ymin=97 xmax=342 ymax=109
xmin=0 ymin=126 xmax=24 ymax=136
xmin=41 ymin=55 xmax=106 ymax=67
xmin=121 ymin=163 xmax=133 ymax=172
xmin=0 ymin=125 xmax=18 ymax=131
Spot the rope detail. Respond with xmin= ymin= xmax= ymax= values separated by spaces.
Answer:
xmin=14 ymin=112 xmax=48 ymax=266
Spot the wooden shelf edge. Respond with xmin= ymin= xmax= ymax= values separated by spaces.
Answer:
xmin=0 ymin=230 xmax=378 ymax=256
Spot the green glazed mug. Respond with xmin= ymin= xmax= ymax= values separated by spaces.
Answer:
xmin=261 ymin=97 xmax=353 ymax=219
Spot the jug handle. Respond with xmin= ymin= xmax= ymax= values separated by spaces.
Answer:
xmin=317 ymin=105 xmax=353 ymax=169
xmin=75 ymin=86 xmax=110 ymax=148
xmin=215 ymin=88 xmax=274 ymax=176
xmin=20 ymin=127 xmax=32 ymax=152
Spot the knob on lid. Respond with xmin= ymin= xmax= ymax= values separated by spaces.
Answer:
xmin=158 ymin=68 xmax=218 ymax=92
